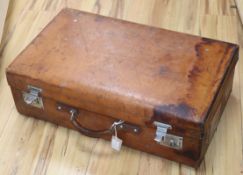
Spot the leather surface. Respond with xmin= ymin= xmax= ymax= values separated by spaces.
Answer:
xmin=6 ymin=8 xmax=239 ymax=131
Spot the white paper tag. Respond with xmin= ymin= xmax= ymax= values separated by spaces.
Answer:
xmin=111 ymin=136 xmax=123 ymax=151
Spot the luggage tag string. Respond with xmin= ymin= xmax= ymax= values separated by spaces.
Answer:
xmin=110 ymin=120 xmax=124 ymax=132
xmin=114 ymin=123 xmax=117 ymax=138
xmin=110 ymin=120 xmax=124 ymax=151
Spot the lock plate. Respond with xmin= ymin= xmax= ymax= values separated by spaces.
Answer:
xmin=157 ymin=133 xmax=183 ymax=149
xmin=22 ymin=85 xmax=43 ymax=109
xmin=154 ymin=121 xmax=183 ymax=150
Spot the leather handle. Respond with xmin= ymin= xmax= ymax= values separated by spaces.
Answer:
xmin=70 ymin=109 xmax=122 ymax=138
xmin=57 ymin=103 xmax=141 ymax=138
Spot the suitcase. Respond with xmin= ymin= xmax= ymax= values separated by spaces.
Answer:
xmin=6 ymin=8 xmax=239 ymax=168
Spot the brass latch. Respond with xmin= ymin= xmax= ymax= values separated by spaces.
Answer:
xmin=154 ymin=121 xmax=183 ymax=150
xmin=22 ymin=85 xmax=44 ymax=109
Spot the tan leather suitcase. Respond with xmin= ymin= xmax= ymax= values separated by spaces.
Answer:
xmin=6 ymin=8 xmax=239 ymax=167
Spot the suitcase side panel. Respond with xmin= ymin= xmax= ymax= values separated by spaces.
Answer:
xmin=200 ymin=51 xmax=238 ymax=161
xmin=10 ymin=87 xmax=202 ymax=167
xmin=6 ymin=72 xmax=203 ymax=139
xmin=6 ymin=71 xmax=204 ymax=134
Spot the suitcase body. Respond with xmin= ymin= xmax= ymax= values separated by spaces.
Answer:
xmin=6 ymin=8 xmax=239 ymax=167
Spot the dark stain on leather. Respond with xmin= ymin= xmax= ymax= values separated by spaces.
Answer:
xmin=95 ymin=15 xmax=104 ymax=22
xmin=188 ymin=66 xmax=202 ymax=78
xmin=153 ymin=103 xmax=196 ymax=121
xmin=196 ymin=37 xmax=236 ymax=58
xmin=196 ymin=38 xmax=237 ymax=76
xmin=195 ymin=38 xmax=214 ymax=58
xmin=202 ymin=37 xmax=237 ymax=49
xmin=159 ymin=66 xmax=170 ymax=75
xmin=195 ymin=44 xmax=201 ymax=58
xmin=201 ymin=37 xmax=216 ymax=44
xmin=180 ymin=150 xmax=199 ymax=161
xmin=187 ymin=65 xmax=203 ymax=89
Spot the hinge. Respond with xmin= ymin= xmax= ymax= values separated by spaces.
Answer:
xmin=154 ymin=121 xmax=183 ymax=150
xmin=22 ymin=85 xmax=44 ymax=109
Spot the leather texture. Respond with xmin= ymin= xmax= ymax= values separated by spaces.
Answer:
xmin=6 ymin=9 xmax=238 ymax=131
xmin=6 ymin=8 xmax=239 ymax=167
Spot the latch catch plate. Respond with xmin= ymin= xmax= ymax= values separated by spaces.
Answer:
xmin=154 ymin=121 xmax=183 ymax=150
xmin=22 ymin=85 xmax=43 ymax=109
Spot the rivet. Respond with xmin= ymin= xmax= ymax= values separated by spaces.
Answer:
xmin=57 ymin=106 xmax=62 ymax=110
xmin=169 ymin=139 xmax=175 ymax=146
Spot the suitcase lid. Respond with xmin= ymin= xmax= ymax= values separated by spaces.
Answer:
xmin=6 ymin=8 xmax=238 ymax=139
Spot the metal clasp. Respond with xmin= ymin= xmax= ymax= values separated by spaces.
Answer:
xmin=154 ymin=121 xmax=183 ymax=150
xmin=154 ymin=121 xmax=172 ymax=142
xmin=22 ymin=85 xmax=43 ymax=109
